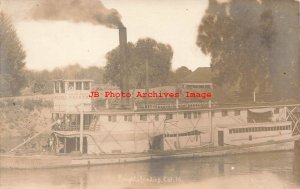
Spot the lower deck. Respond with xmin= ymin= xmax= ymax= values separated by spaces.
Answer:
xmin=2 ymin=136 xmax=299 ymax=169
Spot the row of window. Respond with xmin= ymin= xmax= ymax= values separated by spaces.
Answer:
xmin=52 ymin=114 xmax=93 ymax=130
xmin=108 ymin=113 xmax=172 ymax=122
xmin=69 ymin=82 xmax=90 ymax=91
xmin=107 ymin=110 xmax=242 ymax=122
xmin=54 ymin=81 xmax=91 ymax=93
xmin=183 ymin=110 xmax=241 ymax=119
xmin=53 ymin=110 xmax=243 ymax=124
xmin=229 ymin=125 xmax=291 ymax=134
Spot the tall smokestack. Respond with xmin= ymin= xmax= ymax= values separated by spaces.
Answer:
xmin=119 ymin=26 xmax=127 ymax=106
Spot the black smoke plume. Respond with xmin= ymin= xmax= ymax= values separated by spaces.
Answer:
xmin=32 ymin=0 xmax=123 ymax=28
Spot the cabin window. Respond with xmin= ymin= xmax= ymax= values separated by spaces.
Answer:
xmin=55 ymin=82 xmax=59 ymax=93
xmin=124 ymin=115 xmax=132 ymax=122
xmin=249 ymin=135 xmax=252 ymax=141
xmin=274 ymin=108 xmax=280 ymax=114
xmin=68 ymin=114 xmax=80 ymax=130
xmin=211 ymin=111 xmax=215 ymax=117
xmin=76 ymin=82 xmax=82 ymax=90
xmin=140 ymin=114 xmax=147 ymax=121
xmin=166 ymin=113 xmax=173 ymax=120
xmin=155 ymin=114 xmax=159 ymax=121
xmin=184 ymin=112 xmax=191 ymax=119
xmin=234 ymin=110 xmax=241 ymax=116
xmin=222 ymin=110 xmax=227 ymax=117
xmin=198 ymin=112 xmax=202 ymax=117
xmin=83 ymin=82 xmax=90 ymax=90
xmin=60 ymin=81 xmax=65 ymax=93
xmin=193 ymin=112 xmax=198 ymax=119
xmin=76 ymin=115 xmax=80 ymax=125
xmin=83 ymin=114 xmax=92 ymax=126
xmin=68 ymin=82 xmax=74 ymax=90
xmin=108 ymin=115 xmax=116 ymax=122
xmin=229 ymin=129 xmax=233 ymax=134
xmin=70 ymin=115 xmax=76 ymax=126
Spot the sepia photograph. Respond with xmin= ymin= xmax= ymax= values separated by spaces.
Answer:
xmin=0 ymin=0 xmax=300 ymax=188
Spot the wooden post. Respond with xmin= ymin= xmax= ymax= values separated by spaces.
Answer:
xmin=145 ymin=60 xmax=149 ymax=106
xmin=80 ymin=110 xmax=84 ymax=154
xmin=64 ymin=137 xmax=66 ymax=153
xmin=134 ymin=122 xmax=136 ymax=153
xmin=75 ymin=137 xmax=78 ymax=151
xmin=176 ymin=132 xmax=179 ymax=149
xmin=209 ymin=100 xmax=213 ymax=146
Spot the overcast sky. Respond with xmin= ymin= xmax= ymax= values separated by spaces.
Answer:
xmin=1 ymin=0 xmax=211 ymax=71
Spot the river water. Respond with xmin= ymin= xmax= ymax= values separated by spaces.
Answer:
xmin=1 ymin=151 xmax=300 ymax=189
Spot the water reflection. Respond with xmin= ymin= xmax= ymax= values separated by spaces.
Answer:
xmin=1 ymin=151 xmax=300 ymax=189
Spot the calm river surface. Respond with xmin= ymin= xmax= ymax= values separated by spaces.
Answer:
xmin=1 ymin=151 xmax=300 ymax=189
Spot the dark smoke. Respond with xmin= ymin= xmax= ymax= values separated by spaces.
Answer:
xmin=32 ymin=0 xmax=123 ymax=28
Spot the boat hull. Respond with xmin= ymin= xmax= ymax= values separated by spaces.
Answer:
xmin=0 ymin=138 xmax=297 ymax=169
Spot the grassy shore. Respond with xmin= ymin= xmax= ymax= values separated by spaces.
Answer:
xmin=0 ymin=98 xmax=53 ymax=152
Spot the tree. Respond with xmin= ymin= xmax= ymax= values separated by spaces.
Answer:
xmin=168 ymin=66 xmax=192 ymax=85
xmin=25 ymin=64 xmax=105 ymax=94
xmin=104 ymin=38 xmax=173 ymax=89
xmin=0 ymin=12 xmax=26 ymax=96
xmin=196 ymin=0 xmax=299 ymax=101
xmin=174 ymin=66 xmax=192 ymax=81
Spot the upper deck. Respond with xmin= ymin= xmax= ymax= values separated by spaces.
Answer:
xmin=53 ymin=79 xmax=93 ymax=112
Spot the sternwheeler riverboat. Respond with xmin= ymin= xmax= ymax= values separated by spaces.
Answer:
xmin=1 ymin=79 xmax=300 ymax=169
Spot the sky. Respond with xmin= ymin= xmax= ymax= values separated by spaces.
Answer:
xmin=1 ymin=0 xmax=211 ymax=71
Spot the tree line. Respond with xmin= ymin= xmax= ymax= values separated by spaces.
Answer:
xmin=1 ymin=0 xmax=299 ymax=103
